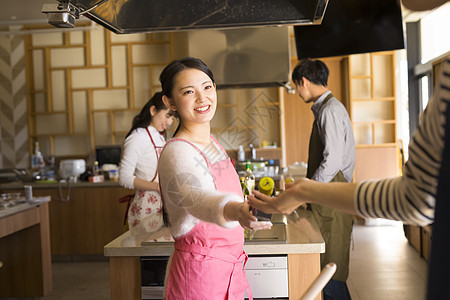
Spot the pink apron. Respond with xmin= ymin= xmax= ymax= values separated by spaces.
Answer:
xmin=165 ymin=137 xmax=253 ymax=300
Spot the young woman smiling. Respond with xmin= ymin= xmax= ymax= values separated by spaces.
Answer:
xmin=157 ymin=57 xmax=271 ymax=299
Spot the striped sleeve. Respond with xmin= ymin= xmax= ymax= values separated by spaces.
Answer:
xmin=354 ymin=57 xmax=450 ymax=226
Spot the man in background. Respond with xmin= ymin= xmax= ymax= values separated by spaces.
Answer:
xmin=292 ymin=59 xmax=355 ymax=299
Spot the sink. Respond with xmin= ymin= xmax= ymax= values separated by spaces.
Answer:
xmin=245 ymin=223 xmax=287 ymax=244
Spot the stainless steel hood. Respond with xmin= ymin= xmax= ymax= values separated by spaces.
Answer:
xmin=183 ymin=26 xmax=291 ymax=89
xmin=75 ymin=0 xmax=329 ymax=34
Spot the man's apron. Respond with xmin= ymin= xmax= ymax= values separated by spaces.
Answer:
xmin=165 ymin=137 xmax=253 ymax=300
xmin=306 ymin=93 xmax=353 ymax=282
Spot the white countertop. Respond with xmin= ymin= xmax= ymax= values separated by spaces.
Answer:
xmin=0 ymin=196 xmax=51 ymax=219
xmin=104 ymin=207 xmax=324 ymax=257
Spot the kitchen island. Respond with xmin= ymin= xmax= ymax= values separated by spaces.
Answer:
xmin=104 ymin=207 xmax=325 ymax=300
xmin=0 ymin=180 xmax=131 ymax=259
xmin=0 ymin=197 xmax=52 ymax=297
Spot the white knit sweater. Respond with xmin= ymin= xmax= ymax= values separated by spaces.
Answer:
xmin=119 ymin=126 xmax=165 ymax=189
xmin=158 ymin=138 xmax=242 ymax=238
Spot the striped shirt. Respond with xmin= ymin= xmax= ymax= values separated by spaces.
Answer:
xmin=355 ymin=57 xmax=450 ymax=226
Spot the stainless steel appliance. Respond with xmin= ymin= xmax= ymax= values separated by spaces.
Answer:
xmin=245 ymin=255 xmax=289 ymax=299
xmin=141 ymin=256 xmax=169 ymax=300
xmin=66 ymin=0 xmax=329 ymax=33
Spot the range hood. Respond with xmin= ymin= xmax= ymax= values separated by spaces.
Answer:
xmin=43 ymin=0 xmax=329 ymax=89
xmin=75 ymin=0 xmax=329 ymax=34
xmin=179 ymin=26 xmax=291 ymax=89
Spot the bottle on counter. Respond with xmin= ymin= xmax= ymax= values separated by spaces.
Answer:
xmin=258 ymin=177 xmax=275 ymax=197
xmin=31 ymin=141 xmax=45 ymax=170
xmin=92 ymin=161 xmax=100 ymax=176
xmin=237 ymin=145 xmax=245 ymax=162
xmin=249 ymin=144 xmax=256 ymax=161
xmin=266 ymin=159 xmax=275 ymax=177
xmin=244 ymin=161 xmax=256 ymax=195
xmin=283 ymin=167 xmax=294 ymax=186
xmin=240 ymin=177 xmax=250 ymax=200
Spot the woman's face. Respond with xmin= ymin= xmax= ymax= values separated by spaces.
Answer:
xmin=150 ymin=108 xmax=174 ymax=132
xmin=167 ymin=68 xmax=217 ymax=126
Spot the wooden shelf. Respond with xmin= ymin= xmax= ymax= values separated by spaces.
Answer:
xmin=352 ymin=97 xmax=395 ymax=102
xmin=356 ymin=143 xmax=397 ymax=148
xmin=353 ymin=120 xmax=396 ymax=125
xmin=349 ymin=51 xmax=397 ymax=146
xmin=349 ymin=51 xmax=400 ymax=180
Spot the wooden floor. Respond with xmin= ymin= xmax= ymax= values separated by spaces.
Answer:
xmin=348 ymin=222 xmax=428 ymax=300
xmin=39 ymin=222 xmax=428 ymax=300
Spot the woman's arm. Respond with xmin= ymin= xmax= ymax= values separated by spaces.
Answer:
xmin=248 ymin=178 xmax=358 ymax=215
xmin=132 ymin=177 xmax=160 ymax=192
xmin=158 ymin=140 xmax=261 ymax=229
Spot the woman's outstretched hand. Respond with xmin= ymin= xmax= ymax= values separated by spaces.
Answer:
xmin=248 ymin=178 xmax=310 ymax=215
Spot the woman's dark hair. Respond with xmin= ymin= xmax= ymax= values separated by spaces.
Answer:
xmin=125 ymin=92 xmax=174 ymax=138
xmin=291 ymin=59 xmax=329 ymax=87
xmin=159 ymin=57 xmax=215 ymax=137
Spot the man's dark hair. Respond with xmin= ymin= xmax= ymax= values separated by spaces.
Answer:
xmin=291 ymin=59 xmax=329 ymax=87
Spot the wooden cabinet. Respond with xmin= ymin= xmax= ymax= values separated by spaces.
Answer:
xmin=0 ymin=202 xmax=52 ymax=297
xmin=349 ymin=52 xmax=397 ymax=145
xmin=348 ymin=51 xmax=400 ymax=181
xmin=2 ymin=184 xmax=131 ymax=258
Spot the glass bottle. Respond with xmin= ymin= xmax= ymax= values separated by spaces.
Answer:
xmin=240 ymin=177 xmax=249 ymax=200
xmin=92 ymin=161 xmax=100 ymax=176
xmin=258 ymin=176 xmax=275 ymax=196
xmin=237 ymin=145 xmax=245 ymax=162
xmin=244 ymin=161 xmax=255 ymax=195
xmin=32 ymin=141 xmax=45 ymax=170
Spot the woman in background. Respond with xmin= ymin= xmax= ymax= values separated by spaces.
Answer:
xmin=158 ymin=57 xmax=271 ymax=299
xmin=119 ymin=92 xmax=175 ymax=235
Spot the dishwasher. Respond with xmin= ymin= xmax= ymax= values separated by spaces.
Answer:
xmin=244 ymin=255 xmax=289 ymax=299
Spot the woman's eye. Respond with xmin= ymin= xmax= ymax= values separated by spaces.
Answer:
xmin=205 ymin=85 xmax=212 ymax=90
xmin=183 ymin=90 xmax=193 ymax=95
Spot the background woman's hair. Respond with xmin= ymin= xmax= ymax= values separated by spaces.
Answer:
xmin=159 ymin=57 xmax=215 ymax=137
xmin=125 ymin=92 xmax=175 ymax=138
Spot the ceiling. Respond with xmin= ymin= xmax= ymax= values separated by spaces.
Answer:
xmin=0 ymin=0 xmax=49 ymax=26
xmin=0 ymin=0 xmax=430 ymax=28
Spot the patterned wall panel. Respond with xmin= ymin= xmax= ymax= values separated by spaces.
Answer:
xmin=0 ymin=29 xmax=28 ymax=169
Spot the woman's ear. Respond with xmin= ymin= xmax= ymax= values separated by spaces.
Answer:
xmin=162 ymin=95 xmax=176 ymax=111
xmin=149 ymin=105 xmax=157 ymax=117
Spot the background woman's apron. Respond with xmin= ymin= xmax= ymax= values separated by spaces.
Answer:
xmin=165 ymin=138 xmax=253 ymax=300
xmin=306 ymin=94 xmax=353 ymax=282
xmin=127 ymin=128 xmax=164 ymax=233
